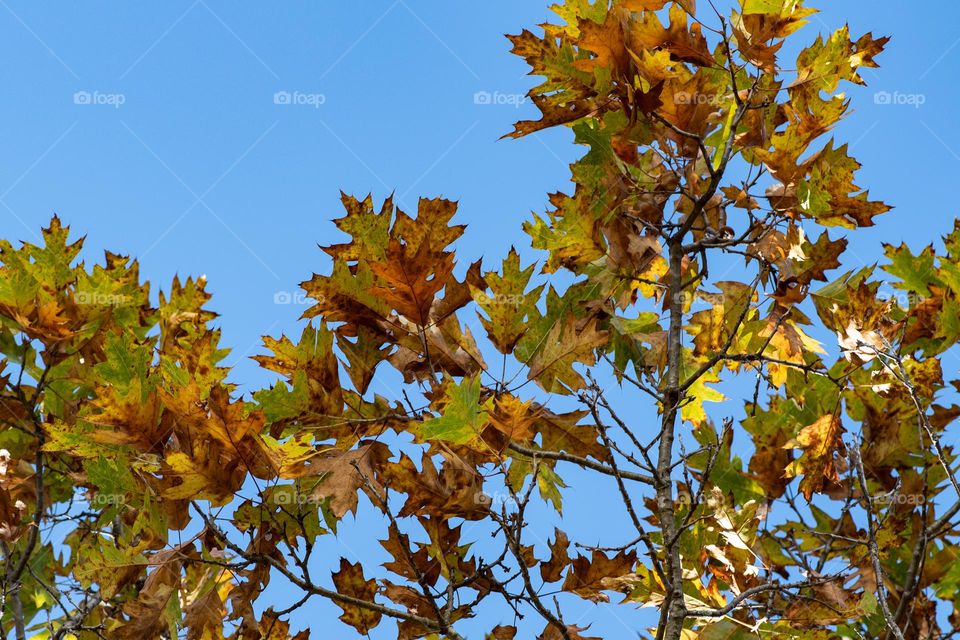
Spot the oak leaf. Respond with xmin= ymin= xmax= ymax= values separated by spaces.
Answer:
xmin=331 ymin=559 xmax=382 ymax=634
xmin=784 ymin=414 xmax=847 ymax=500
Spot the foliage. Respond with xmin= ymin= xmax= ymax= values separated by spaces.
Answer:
xmin=2 ymin=1 xmax=958 ymax=639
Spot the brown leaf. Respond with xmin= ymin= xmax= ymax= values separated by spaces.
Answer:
xmin=184 ymin=572 xmax=226 ymax=640
xmin=0 ymin=483 xmax=25 ymax=542
xmin=331 ymin=558 xmax=382 ymax=634
xmin=113 ymin=546 xmax=187 ymax=639
xmin=561 ymin=549 xmax=637 ymax=602
xmin=255 ymin=610 xmax=310 ymax=640
xmin=302 ymin=441 xmax=391 ymax=518
xmin=538 ymin=623 xmax=602 ymax=640
xmin=784 ymin=415 xmax=847 ymax=500
xmin=488 ymin=625 xmax=518 ymax=640
xmin=507 ymin=95 xmax=598 ymax=139
xmin=574 ymin=11 xmax=631 ymax=76
xmin=380 ymin=451 xmax=488 ymax=521
xmin=380 ymin=526 xmax=438 ymax=587
xmin=540 ymin=528 xmax=571 ymax=583
xmin=629 ymin=5 xmax=715 ymax=68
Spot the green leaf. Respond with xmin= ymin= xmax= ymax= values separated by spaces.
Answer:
xmin=536 ymin=463 xmax=566 ymax=512
xmin=741 ymin=0 xmax=783 ymax=14
xmin=883 ymin=242 xmax=941 ymax=294
xmin=421 ymin=375 xmax=488 ymax=444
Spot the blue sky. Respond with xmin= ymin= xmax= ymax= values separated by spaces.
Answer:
xmin=2 ymin=1 xmax=960 ymax=637
xmin=0 ymin=1 xmax=957 ymax=389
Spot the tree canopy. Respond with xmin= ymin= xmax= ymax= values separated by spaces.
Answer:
xmin=2 ymin=1 xmax=958 ymax=639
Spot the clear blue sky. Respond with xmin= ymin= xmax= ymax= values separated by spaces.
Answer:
xmin=0 ymin=1 xmax=956 ymax=387
xmin=2 ymin=1 xmax=959 ymax=637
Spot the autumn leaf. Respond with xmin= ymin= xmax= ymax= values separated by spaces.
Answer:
xmin=525 ymin=315 xmax=608 ymax=393
xmin=331 ymin=559 xmax=382 ymax=634
xmin=538 ymin=624 xmax=603 ymax=640
xmin=301 ymin=441 xmax=391 ymax=519
xmin=473 ymin=248 xmax=544 ymax=354
xmin=784 ymin=414 xmax=847 ymax=500
xmin=112 ymin=546 xmax=186 ymax=640
xmin=540 ymin=528 xmax=572 ymax=583
xmin=421 ymin=375 xmax=489 ymax=444
xmin=562 ymin=550 xmax=637 ymax=602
